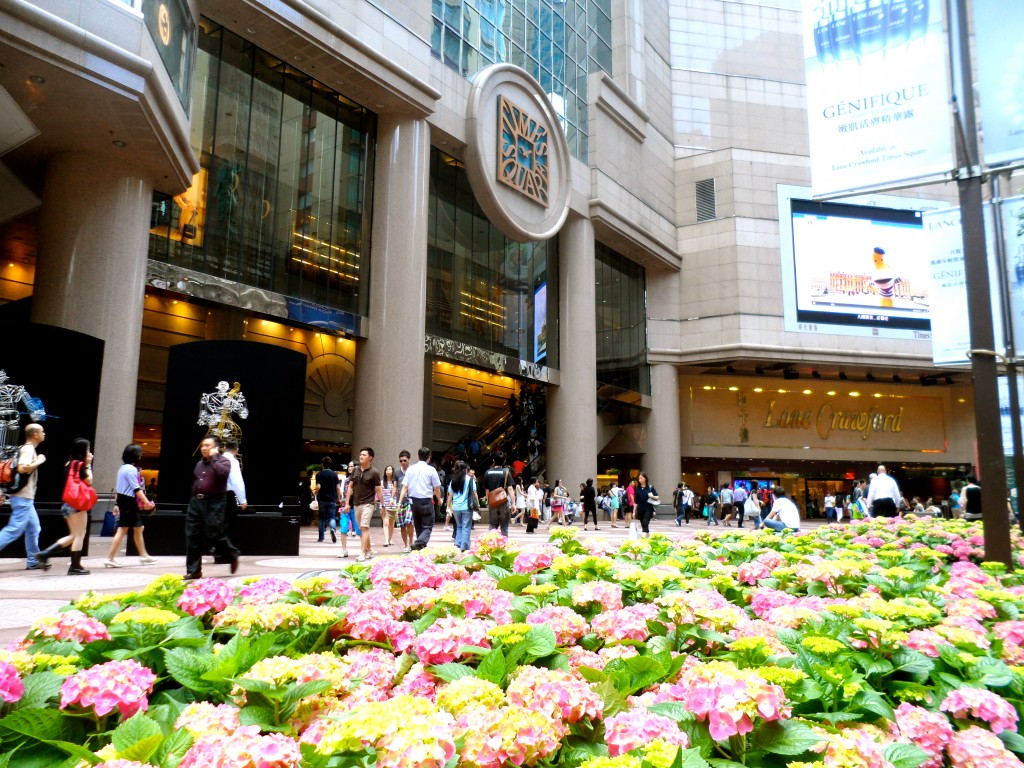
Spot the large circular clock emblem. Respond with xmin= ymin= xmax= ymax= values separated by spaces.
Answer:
xmin=158 ymin=4 xmax=171 ymax=46
xmin=465 ymin=64 xmax=571 ymax=243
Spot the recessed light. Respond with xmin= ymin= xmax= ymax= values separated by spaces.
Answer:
xmin=247 ymin=27 xmax=256 ymax=33
xmin=28 ymin=75 xmax=45 ymax=85
xmin=112 ymin=140 xmax=127 ymax=147
xmin=294 ymin=55 xmax=304 ymax=61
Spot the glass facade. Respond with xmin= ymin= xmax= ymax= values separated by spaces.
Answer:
xmin=595 ymin=243 xmax=649 ymax=396
xmin=428 ymin=149 xmax=559 ymax=369
xmin=148 ymin=21 xmax=375 ymax=317
xmin=430 ymin=0 xmax=612 ymax=161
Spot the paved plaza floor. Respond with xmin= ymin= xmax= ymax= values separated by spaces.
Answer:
xmin=0 ymin=514 xmax=830 ymax=644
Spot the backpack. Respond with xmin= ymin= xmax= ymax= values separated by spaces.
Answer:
xmin=0 ymin=446 xmax=27 ymax=494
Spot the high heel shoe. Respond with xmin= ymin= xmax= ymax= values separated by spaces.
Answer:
xmin=139 ymin=556 xmax=158 ymax=564
xmin=104 ymin=559 xmax=122 ymax=568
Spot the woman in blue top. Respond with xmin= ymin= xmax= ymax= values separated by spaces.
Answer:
xmin=105 ymin=443 xmax=157 ymax=567
xmin=447 ymin=460 xmax=476 ymax=552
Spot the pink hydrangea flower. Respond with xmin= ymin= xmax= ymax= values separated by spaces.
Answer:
xmin=513 ymin=545 xmax=560 ymax=574
xmin=506 ymin=666 xmax=603 ymax=724
xmin=572 ymin=581 xmax=624 ymax=612
xmin=60 ymin=659 xmax=157 ymax=718
xmin=414 ymin=617 xmax=492 ymax=665
xmin=389 ymin=662 xmax=439 ymax=701
xmin=369 ymin=555 xmax=467 ymax=592
xmin=438 ymin=578 xmax=513 ymax=622
xmin=895 ymin=702 xmax=954 ymax=768
xmin=178 ymin=578 xmax=234 ymax=616
xmin=470 ymin=531 xmax=519 ymax=562
xmin=941 ymin=688 xmax=1019 ymax=734
xmin=32 ymin=610 xmax=110 ymax=644
xmin=179 ymin=725 xmax=301 ymax=767
xmin=590 ymin=604 xmax=659 ymax=643
xmin=236 ymin=577 xmax=294 ymax=604
xmin=94 ymin=762 xmax=158 ymax=768
xmin=643 ymin=659 xmax=789 ymax=741
xmin=525 ymin=605 xmax=589 ymax=645
xmin=904 ymin=629 xmax=946 ymax=658
xmin=947 ymin=726 xmax=1024 ymax=768
xmin=340 ymin=589 xmax=416 ymax=652
xmin=0 ymin=660 xmax=24 ymax=703
xmin=604 ymin=709 xmax=689 ymax=756
xmin=456 ymin=706 xmax=563 ymax=767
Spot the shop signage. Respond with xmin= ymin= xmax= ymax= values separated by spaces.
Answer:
xmin=141 ymin=0 xmax=195 ymax=111
xmin=689 ymin=386 xmax=947 ymax=453
xmin=465 ymin=64 xmax=571 ymax=242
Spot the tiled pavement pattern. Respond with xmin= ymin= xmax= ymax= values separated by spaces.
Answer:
xmin=0 ymin=515 xmax=829 ymax=643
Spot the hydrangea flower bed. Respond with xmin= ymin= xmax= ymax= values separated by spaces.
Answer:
xmin=1 ymin=519 xmax=1024 ymax=768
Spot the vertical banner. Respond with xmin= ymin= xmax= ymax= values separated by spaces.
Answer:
xmin=973 ymin=2 xmax=1024 ymax=168
xmin=924 ymin=205 xmax=1002 ymax=365
xmin=1002 ymin=198 xmax=1024 ymax=360
xmin=802 ymin=0 xmax=954 ymax=196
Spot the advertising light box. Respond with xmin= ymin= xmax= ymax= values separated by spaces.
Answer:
xmin=974 ymin=2 xmax=1024 ymax=169
xmin=802 ymin=0 xmax=954 ymax=196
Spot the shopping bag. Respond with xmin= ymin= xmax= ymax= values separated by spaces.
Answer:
xmin=100 ymin=508 xmax=117 ymax=536
xmin=628 ymin=521 xmax=641 ymax=540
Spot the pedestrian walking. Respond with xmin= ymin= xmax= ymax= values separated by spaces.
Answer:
xmin=184 ymin=435 xmax=239 ymax=579
xmin=0 ymin=423 xmax=48 ymax=570
xmin=105 ymin=443 xmax=158 ymax=567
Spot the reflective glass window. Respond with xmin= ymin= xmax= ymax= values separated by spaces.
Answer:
xmin=428 ymin=149 xmax=558 ymax=369
xmin=595 ymin=243 xmax=649 ymax=396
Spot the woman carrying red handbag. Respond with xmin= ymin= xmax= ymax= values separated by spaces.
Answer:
xmin=36 ymin=438 xmax=96 ymax=575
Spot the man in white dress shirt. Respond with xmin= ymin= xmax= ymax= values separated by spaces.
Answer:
xmin=867 ymin=464 xmax=902 ymax=518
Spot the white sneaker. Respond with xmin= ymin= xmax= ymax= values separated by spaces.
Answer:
xmin=402 ymin=546 xmax=412 ymax=553
xmin=337 ymin=552 xmax=349 ymax=558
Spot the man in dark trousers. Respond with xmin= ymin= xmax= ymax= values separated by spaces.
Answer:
xmin=184 ymin=435 xmax=238 ymax=579
xmin=481 ymin=451 xmax=514 ymax=537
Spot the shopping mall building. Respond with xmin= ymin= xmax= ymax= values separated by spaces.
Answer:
xmin=0 ymin=0 xmax=975 ymax=507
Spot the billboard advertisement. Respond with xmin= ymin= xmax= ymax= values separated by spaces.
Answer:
xmin=533 ymin=282 xmax=547 ymax=364
xmin=802 ymin=0 xmax=954 ymax=196
xmin=1002 ymin=197 xmax=1024 ymax=360
xmin=922 ymin=205 xmax=1003 ymax=366
xmin=778 ymin=185 xmax=946 ymax=340
xmin=974 ymin=2 xmax=1024 ymax=168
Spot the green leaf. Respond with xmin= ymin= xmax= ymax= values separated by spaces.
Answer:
xmin=883 ymin=742 xmax=930 ymax=768
xmin=14 ymin=672 xmax=63 ymax=710
xmin=283 ymin=679 xmax=333 ymax=710
xmin=239 ymin=704 xmax=277 ymax=730
xmin=429 ymin=663 xmax=478 ymax=683
xmin=112 ymin=713 xmax=162 ymax=754
xmin=495 ymin=574 xmax=532 ymax=594
xmin=163 ymin=647 xmax=219 ymax=693
xmin=969 ymin=658 xmax=1014 ymax=688
xmin=5 ymin=745 xmax=71 ymax=768
xmin=482 ymin=564 xmax=512 ymax=580
xmin=593 ymin=678 xmax=627 ymax=718
xmin=115 ymin=735 xmax=164 ymax=764
xmin=33 ymin=740 xmax=97 ymax=764
xmin=889 ymin=650 xmax=934 ymax=678
xmin=851 ymin=688 xmax=895 ymax=721
xmin=707 ymin=761 xmax=748 ymax=768
xmin=803 ymin=710 xmax=865 ymax=724
xmin=751 ymin=719 xmax=823 ymax=756
xmin=522 ymin=624 xmax=557 ymax=659
xmin=648 ymin=702 xmax=696 ymax=722
xmin=677 ymin=747 xmax=712 ymax=768
xmin=153 ymin=727 xmax=194 ymax=768
xmin=0 ymin=708 xmax=72 ymax=743
xmin=999 ymin=729 xmax=1024 ymax=755
xmin=477 ymin=649 xmax=507 ymax=686
xmin=299 ymin=742 xmax=332 ymax=768
xmin=576 ymin=666 xmax=605 ymax=684
xmin=412 ymin=607 xmax=444 ymax=635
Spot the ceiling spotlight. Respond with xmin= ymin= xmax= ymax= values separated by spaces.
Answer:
xmin=28 ymin=75 xmax=46 ymax=85
xmin=112 ymin=140 xmax=127 ymax=147
xmin=838 ymin=372 xmax=848 ymax=380
xmin=783 ymin=369 xmax=799 ymax=380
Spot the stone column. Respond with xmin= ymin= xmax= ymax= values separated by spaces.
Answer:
xmin=546 ymin=213 xmax=597 ymax=488
xmin=31 ymin=152 xmax=153 ymax=491
xmin=352 ymin=114 xmax=431 ymax=466
xmin=645 ymin=363 xmax=681 ymax=494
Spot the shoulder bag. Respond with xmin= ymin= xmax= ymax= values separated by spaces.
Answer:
xmin=486 ymin=469 xmax=509 ymax=508
xmin=62 ymin=460 xmax=98 ymax=512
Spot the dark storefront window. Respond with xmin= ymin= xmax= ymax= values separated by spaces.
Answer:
xmin=595 ymin=243 xmax=649 ymax=396
xmin=427 ymin=149 xmax=558 ymax=369
xmin=148 ymin=21 xmax=375 ymax=317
